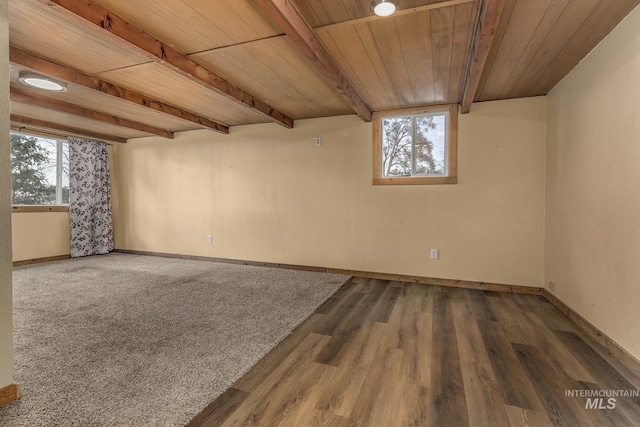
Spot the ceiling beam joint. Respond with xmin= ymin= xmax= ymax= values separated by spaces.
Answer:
xmin=11 ymin=88 xmax=174 ymax=138
xmin=255 ymin=0 xmax=372 ymax=122
xmin=460 ymin=0 xmax=505 ymax=114
xmin=11 ymin=115 xmax=128 ymax=143
xmin=10 ymin=47 xmax=229 ymax=135
xmin=39 ymin=0 xmax=294 ymax=128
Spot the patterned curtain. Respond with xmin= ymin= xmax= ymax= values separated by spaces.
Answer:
xmin=68 ymin=137 xmax=114 ymax=257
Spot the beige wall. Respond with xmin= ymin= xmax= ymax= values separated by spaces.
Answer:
xmin=114 ymin=97 xmax=547 ymax=287
xmin=546 ymin=5 xmax=640 ymax=360
xmin=11 ymin=213 xmax=70 ymax=262
xmin=0 ymin=0 xmax=14 ymax=389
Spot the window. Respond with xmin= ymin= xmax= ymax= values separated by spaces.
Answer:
xmin=11 ymin=132 xmax=69 ymax=206
xmin=373 ymin=104 xmax=457 ymax=185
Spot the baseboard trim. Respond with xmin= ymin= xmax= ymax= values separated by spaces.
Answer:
xmin=328 ymin=269 xmax=543 ymax=295
xmin=114 ymin=249 xmax=543 ymax=295
xmin=13 ymin=254 xmax=71 ymax=267
xmin=0 ymin=383 xmax=21 ymax=407
xmin=542 ymin=289 xmax=640 ymax=374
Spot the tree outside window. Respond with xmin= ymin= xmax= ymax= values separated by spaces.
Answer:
xmin=11 ymin=133 xmax=69 ymax=205
xmin=381 ymin=114 xmax=445 ymax=177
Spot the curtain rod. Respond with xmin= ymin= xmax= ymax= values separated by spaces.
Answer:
xmin=10 ymin=125 xmax=115 ymax=146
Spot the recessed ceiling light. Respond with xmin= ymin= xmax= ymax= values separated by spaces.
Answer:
xmin=18 ymin=72 xmax=67 ymax=92
xmin=371 ymin=0 xmax=399 ymax=17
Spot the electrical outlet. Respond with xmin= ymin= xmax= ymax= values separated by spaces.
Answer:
xmin=430 ymin=249 xmax=439 ymax=260
xmin=207 ymin=235 xmax=212 ymax=244
xmin=315 ymin=137 xmax=322 ymax=146
xmin=549 ymin=281 xmax=555 ymax=292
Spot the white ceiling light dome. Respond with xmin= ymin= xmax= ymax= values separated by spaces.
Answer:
xmin=18 ymin=72 xmax=68 ymax=92
xmin=371 ymin=0 xmax=399 ymax=17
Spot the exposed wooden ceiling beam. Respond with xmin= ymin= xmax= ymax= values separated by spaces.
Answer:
xmin=460 ymin=0 xmax=505 ymax=113
xmin=11 ymin=114 xmax=128 ymax=143
xmin=317 ymin=0 xmax=475 ymax=31
xmin=10 ymin=47 xmax=229 ymax=135
xmin=10 ymin=88 xmax=174 ymax=138
xmin=255 ymin=0 xmax=372 ymax=122
xmin=40 ymin=0 xmax=294 ymax=129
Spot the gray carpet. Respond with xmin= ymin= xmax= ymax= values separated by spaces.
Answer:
xmin=0 ymin=253 xmax=349 ymax=426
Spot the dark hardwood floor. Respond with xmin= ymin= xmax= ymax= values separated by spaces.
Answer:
xmin=188 ymin=278 xmax=640 ymax=426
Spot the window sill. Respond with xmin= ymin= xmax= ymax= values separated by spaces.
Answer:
xmin=373 ymin=176 xmax=457 ymax=186
xmin=12 ymin=206 xmax=69 ymax=213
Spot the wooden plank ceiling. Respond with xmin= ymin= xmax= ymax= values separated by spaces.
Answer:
xmin=7 ymin=0 xmax=640 ymax=142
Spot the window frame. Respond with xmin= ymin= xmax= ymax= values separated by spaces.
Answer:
xmin=373 ymin=104 xmax=458 ymax=185
xmin=10 ymin=131 xmax=70 ymax=210
xmin=12 ymin=206 xmax=69 ymax=213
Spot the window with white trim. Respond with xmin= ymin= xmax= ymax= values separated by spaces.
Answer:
xmin=11 ymin=132 xmax=69 ymax=205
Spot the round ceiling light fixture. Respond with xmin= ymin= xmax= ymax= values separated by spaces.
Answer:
xmin=18 ymin=72 xmax=68 ymax=92
xmin=371 ymin=0 xmax=399 ymax=17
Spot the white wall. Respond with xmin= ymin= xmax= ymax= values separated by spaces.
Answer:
xmin=113 ymin=97 xmax=547 ymax=287
xmin=546 ymin=5 xmax=640 ymax=360
xmin=0 ymin=0 xmax=14 ymax=390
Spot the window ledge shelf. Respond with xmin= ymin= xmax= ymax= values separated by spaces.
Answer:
xmin=12 ymin=206 xmax=69 ymax=213
xmin=373 ymin=176 xmax=457 ymax=185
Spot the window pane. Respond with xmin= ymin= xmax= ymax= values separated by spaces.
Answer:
xmin=382 ymin=116 xmax=413 ymax=177
xmin=374 ymin=106 xmax=456 ymax=185
xmin=61 ymin=141 xmax=70 ymax=204
xmin=415 ymin=114 xmax=446 ymax=176
xmin=11 ymin=133 xmax=59 ymax=205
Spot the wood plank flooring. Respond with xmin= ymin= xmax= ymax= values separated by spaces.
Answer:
xmin=188 ymin=278 xmax=640 ymax=426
